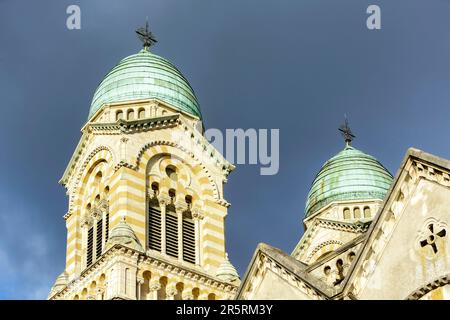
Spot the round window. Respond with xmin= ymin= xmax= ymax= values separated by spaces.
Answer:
xmin=165 ymin=165 xmax=178 ymax=181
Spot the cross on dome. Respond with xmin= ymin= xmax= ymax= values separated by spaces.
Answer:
xmin=135 ymin=19 xmax=157 ymax=50
xmin=339 ymin=116 xmax=355 ymax=146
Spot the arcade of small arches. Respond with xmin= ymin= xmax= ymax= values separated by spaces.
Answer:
xmin=321 ymin=250 xmax=356 ymax=287
xmin=71 ymin=271 xmax=224 ymax=300
xmin=145 ymin=156 xmax=205 ymax=266
xmin=80 ymin=163 xmax=112 ymax=270
xmin=342 ymin=205 xmax=372 ymax=220
xmin=104 ymin=102 xmax=182 ymax=123
xmin=73 ymin=274 xmax=107 ymax=300
xmin=136 ymin=271 xmax=222 ymax=300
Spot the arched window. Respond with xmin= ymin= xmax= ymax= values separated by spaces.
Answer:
xmin=364 ymin=206 xmax=371 ymax=218
xmin=138 ymin=108 xmax=145 ymax=119
xmin=104 ymin=186 xmax=110 ymax=242
xmin=96 ymin=218 xmax=103 ymax=259
xmin=334 ymin=259 xmax=345 ymax=286
xmin=192 ymin=288 xmax=200 ymax=300
xmin=127 ymin=109 xmax=134 ymax=120
xmin=166 ymin=166 xmax=178 ymax=181
xmin=348 ymin=251 xmax=356 ymax=262
xmin=148 ymin=199 xmax=162 ymax=252
xmin=158 ymin=277 xmax=167 ymax=300
xmin=353 ymin=207 xmax=361 ymax=219
xmin=165 ymin=206 xmax=179 ymax=258
xmin=175 ymin=282 xmax=183 ymax=300
xmin=116 ymin=110 xmax=123 ymax=121
xmin=208 ymin=293 xmax=216 ymax=300
xmin=150 ymin=182 xmax=159 ymax=198
xmin=182 ymin=210 xmax=196 ymax=264
xmin=86 ymin=216 xmax=105 ymax=267
xmin=343 ymin=208 xmax=350 ymax=219
xmin=86 ymin=226 xmax=94 ymax=267
xmin=147 ymin=185 xmax=197 ymax=264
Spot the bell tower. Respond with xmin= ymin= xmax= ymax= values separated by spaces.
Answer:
xmin=48 ymin=25 xmax=240 ymax=300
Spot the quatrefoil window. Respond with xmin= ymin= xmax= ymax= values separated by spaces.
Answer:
xmin=419 ymin=223 xmax=446 ymax=254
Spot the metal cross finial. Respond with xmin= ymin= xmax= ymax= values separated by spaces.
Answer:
xmin=339 ymin=116 xmax=355 ymax=146
xmin=135 ymin=18 xmax=157 ymax=50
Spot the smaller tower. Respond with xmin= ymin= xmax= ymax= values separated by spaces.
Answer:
xmin=292 ymin=120 xmax=393 ymax=267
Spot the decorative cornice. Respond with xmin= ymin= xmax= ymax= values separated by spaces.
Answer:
xmin=50 ymin=243 xmax=238 ymax=300
xmin=317 ymin=218 xmax=371 ymax=234
xmin=292 ymin=217 xmax=369 ymax=261
xmin=89 ymin=114 xmax=180 ymax=135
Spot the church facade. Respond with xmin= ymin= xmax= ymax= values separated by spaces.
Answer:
xmin=238 ymin=145 xmax=450 ymax=300
xmin=49 ymin=27 xmax=450 ymax=300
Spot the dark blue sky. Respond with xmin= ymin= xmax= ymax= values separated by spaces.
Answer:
xmin=1 ymin=0 xmax=450 ymax=299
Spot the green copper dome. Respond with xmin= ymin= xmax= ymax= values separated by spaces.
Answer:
xmin=89 ymin=49 xmax=202 ymax=120
xmin=305 ymin=145 xmax=393 ymax=218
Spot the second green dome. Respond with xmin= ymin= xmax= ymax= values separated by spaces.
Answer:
xmin=305 ymin=145 xmax=393 ymax=218
xmin=89 ymin=49 xmax=202 ymax=120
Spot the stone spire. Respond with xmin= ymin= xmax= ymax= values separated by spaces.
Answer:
xmin=106 ymin=216 xmax=144 ymax=252
xmin=216 ymin=253 xmax=240 ymax=283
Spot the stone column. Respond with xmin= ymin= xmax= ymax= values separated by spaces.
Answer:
xmin=80 ymin=215 xmax=93 ymax=269
xmin=148 ymin=280 xmax=161 ymax=300
xmin=192 ymin=208 xmax=204 ymax=266
xmin=136 ymin=278 xmax=144 ymax=300
xmin=182 ymin=288 xmax=194 ymax=300
xmin=175 ymin=198 xmax=188 ymax=262
xmin=166 ymin=284 xmax=177 ymax=300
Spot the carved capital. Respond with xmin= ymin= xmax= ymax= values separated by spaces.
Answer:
xmin=149 ymin=281 xmax=162 ymax=292
xmin=99 ymin=199 xmax=109 ymax=211
xmin=166 ymin=285 xmax=178 ymax=298
xmin=182 ymin=289 xmax=194 ymax=300
xmin=192 ymin=208 xmax=205 ymax=220
xmin=90 ymin=206 xmax=102 ymax=220
xmin=158 ymin=194 xmax=172 ymax=206
xmin=175 ymin=200 xmax=188 ymax=213
xmin=81 ymin=215 xmax=93 ymax=228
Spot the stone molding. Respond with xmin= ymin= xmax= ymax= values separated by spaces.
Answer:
xmin=49 ymin=243 xmax=237 ymax=300
xmin=138 ymin=253 xmax=238 ymax=295
xmin=406 ymin=274 xmax=450 ymax=300
xmin=238 ymin=244 xmax=331 ymax=300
